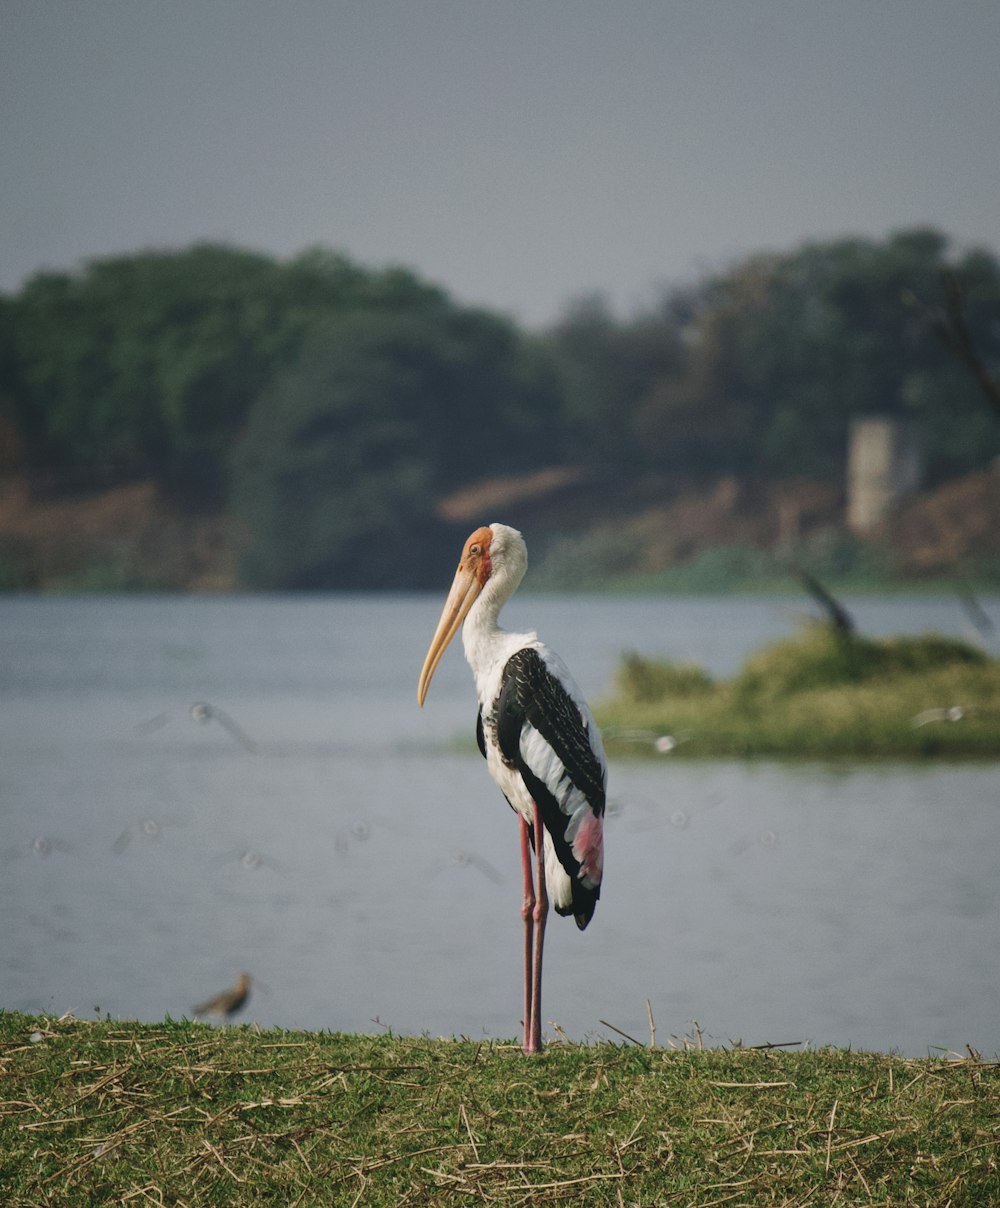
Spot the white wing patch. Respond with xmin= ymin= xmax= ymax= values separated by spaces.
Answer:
xmin=520 ymin=723 xmax=602 ymax=892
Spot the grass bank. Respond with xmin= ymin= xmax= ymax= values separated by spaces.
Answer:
xmin=597 ymin=627 xmax=1000 ymax=759
xmin=1 ymin=1012 xmax=997 ymax=1205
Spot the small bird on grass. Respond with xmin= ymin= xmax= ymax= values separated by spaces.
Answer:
xmin=193 ymin=972 xmax=252 ymax=1020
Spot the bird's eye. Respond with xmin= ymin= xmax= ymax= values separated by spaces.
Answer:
xmin=469 ymin=543 xmax=481 ymax=556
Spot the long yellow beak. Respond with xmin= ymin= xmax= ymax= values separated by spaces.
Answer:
xmin=417 ymin=562 xmax=483 ymax=706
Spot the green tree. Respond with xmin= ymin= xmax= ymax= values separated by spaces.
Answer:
xmin=2 ymin=244 xmax=460 ymax=503
xmin=232 ymin=305 xmax=562 ymax=588
xmin=633 ymin=228 xmax=1000 ymax=482
xmin=545 ymin=293 xmax=684 ymax=469
xmin=6 ymin=246 xmax=282 ymax=498
xmin=632 ymin=261 xmax=775 ymax=476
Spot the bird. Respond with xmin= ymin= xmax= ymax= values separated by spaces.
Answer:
xmin=193 ymin=972 xmax=253 ymax=1020
xmin=911 ymin=705 xmax=965 ymax=728
xmin=604 ymin=726 xmax=693 ymax=753
xmin=133 ymin=700 xmax=256 ymax=751
xmin=189 ymin=702 xmax=257 ymax=751
xmin=418 ymin=523 xmax=606 ymax=1054
xmin=111 ymin=816 xmax=163 ymax=854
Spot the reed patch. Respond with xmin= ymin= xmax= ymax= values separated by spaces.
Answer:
xmin=600 ymin=627 xmax=1000 ymax=758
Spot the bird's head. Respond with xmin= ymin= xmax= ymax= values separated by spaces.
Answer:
xmin=417 ymin=523 xmax=527 ymax=706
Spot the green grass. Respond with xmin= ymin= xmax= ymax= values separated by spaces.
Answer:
xmin=1 ymin=1012 xmax=997 ymax=1205
xmin=598 ymin=626 xmax=1000 ymax=759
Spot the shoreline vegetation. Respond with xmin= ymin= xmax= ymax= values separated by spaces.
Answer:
xmin=597 ymin=626 xmax=1000 ymax=760
xmin=2 ymin=1012 xmax=996 ymax=1205
xmin=4 ymin=231 xmax=1000 ymax=594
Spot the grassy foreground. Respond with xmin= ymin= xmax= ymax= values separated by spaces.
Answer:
xmin=598 ymin=627 xmax=1000 ymax=759
xmin=1 ymin=1013 xmax=997 ymax=1205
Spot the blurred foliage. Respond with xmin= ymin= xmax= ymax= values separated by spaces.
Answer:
xmin=734 ymin=627 xmax=986 ymax=700
xmin=526 ymin=526 xmax=650 ymax=590
xmin=623 ymin=228 xmax=1000 ymax=483
xmin=615 ymin=653 xmax=714 ymax=703
xmin=1 ymin=228 xmax=998 ymax=587
xmin=0 ymin=549 xmax=30 ymax=590
xmin=45 ymin=561 xmax=154 ymax=594
xmin=545 ymin=292 xmax=685 ymax=467
xmin=1 ymin=244 xmax=454 ymax=503
xmin=656 ymin=544 xmax=784 ymax=591
xmin=532 ymin=532 xmax=903 ymax=593
xmin=231 ymin=306 xmax=561 ymax=588
xmin=600 ymin=629 xmax=1000 ymax=759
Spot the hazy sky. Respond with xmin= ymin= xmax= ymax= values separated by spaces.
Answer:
xmin=3 ymin=1 xmax=999 ymax=326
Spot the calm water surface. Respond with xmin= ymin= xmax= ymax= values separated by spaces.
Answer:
xmin=1 ymin=592 xmax=997 ymax=1055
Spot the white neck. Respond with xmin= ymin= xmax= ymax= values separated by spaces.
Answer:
xmin=460 ymin=523 xmax=535 ymax=702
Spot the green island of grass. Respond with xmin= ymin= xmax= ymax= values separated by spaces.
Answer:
xmin=597 ymin=626 xmax=1000 ymax=759
xmin=1 ymin=1012 xmax=997 ymax=1205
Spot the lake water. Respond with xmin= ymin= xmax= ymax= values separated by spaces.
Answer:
xmin=1 ymin=591 xmax=998 ymax=1056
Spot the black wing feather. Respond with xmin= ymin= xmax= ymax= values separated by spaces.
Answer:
xmin=494 ymin=647 xmax=604 ymax=929
xmin=476 ymin=707 xmax=487 ymax=759
xmin=497 ymin=648 xmax=605 ymax=814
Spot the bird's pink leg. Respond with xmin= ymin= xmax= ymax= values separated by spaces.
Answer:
xmin=527 ymin=799 xmax=548 ymax=1054
xmin=519 ymin=812 xmax=536 ymax=1055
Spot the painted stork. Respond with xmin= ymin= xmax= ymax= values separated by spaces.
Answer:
xmin=417 ymin=523 xmax=606 ymax=1054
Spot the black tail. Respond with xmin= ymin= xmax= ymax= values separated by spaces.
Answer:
xmin=555 ymin=880 xmax=599 ymax=930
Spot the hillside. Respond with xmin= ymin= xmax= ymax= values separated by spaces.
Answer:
xmin=0 ymin=465 xmax=997 ymax=592
xmin=0 ymin=476 xmax=235 ymax=592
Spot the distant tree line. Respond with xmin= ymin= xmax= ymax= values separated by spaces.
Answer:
xmin=1 ymin=229 xmax=997 ymax=587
